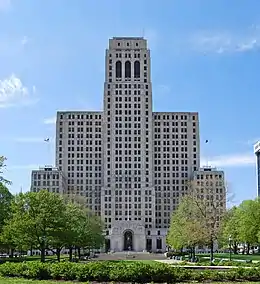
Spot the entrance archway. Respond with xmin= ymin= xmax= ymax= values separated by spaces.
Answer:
xmin=124 ymin=230 xmax=133 ymax=251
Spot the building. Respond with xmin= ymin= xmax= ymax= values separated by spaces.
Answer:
xmin=192 ymin=166 xmax=226 ymax=222
xmin=55 ymin=37 xmax=200 ymax=252
xmin=31 ymin=165 xmax=67 ymax=194
xmin=254 ymin=141 xmax=260 ymax=197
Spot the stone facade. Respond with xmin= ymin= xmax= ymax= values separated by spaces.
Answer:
xmin=53 ymin=37 xmax=201 ymax=252
xmin=31 ymin=165 xmax=67 ymax=194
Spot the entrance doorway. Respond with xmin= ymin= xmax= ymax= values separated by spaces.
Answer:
xmin=105 ymin=239 xmax=110 ymax=252
xmin=124 ymin=230 xmax=133 ymax=251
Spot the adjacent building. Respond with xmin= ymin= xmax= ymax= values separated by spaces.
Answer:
xmin=254 ymin=141 xmax=260 ymax=197
xmin=192 ymin=166 xmax=226 ymax=218
xmin=30 ymin=165 xmax=67 ymax=194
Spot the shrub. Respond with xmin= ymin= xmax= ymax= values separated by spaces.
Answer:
xmin=0 ymin=260 xmax=260 ymax=283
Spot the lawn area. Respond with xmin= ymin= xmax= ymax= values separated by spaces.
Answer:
xmin=0 ymin=255 xmax=69 ymax=263
xmin=0 ymin=279 xmax=79 ymax=284
xmin=0 ymin=279 xmax=258 ymax=284
xmin=198 ymin=253 xmax=260 ymax=261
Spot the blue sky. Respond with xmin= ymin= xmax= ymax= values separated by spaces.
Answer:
xmin=0 ymin=0 xmax=259 ymax=205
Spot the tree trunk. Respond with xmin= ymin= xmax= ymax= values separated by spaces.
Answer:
xmin=77 ymin=247 xmax=81 ymax=259
xmin=210 ymin=240 xmax=214 ymax=264
xmin=69 ymin=247 xmax=73 ymax=262
xmin=56 ymin=248 xmax=61 ymax=262
xmin=234 ymin=242 xmax=238 ymax=254
xmin=191 ymin=246 xmax=195 ymax=262
xmin=246 ymin=243 xmax=250 ymax=255
xmin=40 ymin=247 xmax=45 ymax=263
xmin=10 ymin=248 xmax=14 ymax=258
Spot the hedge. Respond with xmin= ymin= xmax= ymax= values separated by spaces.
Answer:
xmin=1 ymin=261 xmax=260 ymax=282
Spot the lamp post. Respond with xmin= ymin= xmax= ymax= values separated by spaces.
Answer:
xmin=229 ymin=235 xmax=232 ymax=261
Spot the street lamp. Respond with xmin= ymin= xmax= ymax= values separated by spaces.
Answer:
xmin=228 ymin=235 xmax=232 ymax=261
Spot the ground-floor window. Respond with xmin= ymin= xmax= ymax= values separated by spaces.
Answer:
xmin=146 ymin=239 xmax=152 ymax=251
xmin=156 ymin=238 xmax=162 ymax=250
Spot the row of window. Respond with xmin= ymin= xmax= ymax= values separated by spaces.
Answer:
xmin=60 ymin=114 xmax=102 ymax=120
xmin=33 ymin=181 xmax=59 ymax=186
xmin=154 ymin=114 xmax=197 ymax=120
xmin=115 ymin=61 xmax=141 ymax=78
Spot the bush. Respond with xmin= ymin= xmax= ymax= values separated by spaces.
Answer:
xmin=1 ymin=261 xmax=260 ymax=282
xmin=166 ymin=251 xmax=188 ymax=258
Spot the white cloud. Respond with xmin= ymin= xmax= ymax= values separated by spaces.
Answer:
xmin=191 ymin=25 xmax=260 ymax=54
xmin=43 ymin=116 xmax=56 ymax=125
xmin=14 ymin=137 xmax=54 ymax=143
xmin=0 ymin=0 xmax=11 ymax=11
xmin=0 ymin=74 xmax=38 ymax=108
xmin=201 ymin=153 xmax=255 ymax=168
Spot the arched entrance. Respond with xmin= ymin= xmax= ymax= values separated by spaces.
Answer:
xmin=124 ymin=230 xmax=133 ymax=251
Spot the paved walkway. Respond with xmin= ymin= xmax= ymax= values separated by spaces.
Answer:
xmin=155 ymin=259 xmax=253 ymax=269
xmin=201 ymin=256 xmax=259 ymax=263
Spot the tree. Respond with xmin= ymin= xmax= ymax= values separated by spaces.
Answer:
xmin=0 ymin=183 xmax=13 ymax=231
xmin=47 ymin=201 xmax=104 ymax=262
xmin=0 ymin=183 xmax=14 ymax=254
xmin=2 ymin=190 xmax=68 ymax=262
xmin=220 ymin=206 xmax=240 ymax=254
xmin=236 ymin=199 xmax=260 ymax=253
xmin=0 ymin=156 xmax=11 ymax=185
xmin=167 ymin=196 xmax=209 ymax=260
xmin=185 ymin=179 xmax=228 ymax=262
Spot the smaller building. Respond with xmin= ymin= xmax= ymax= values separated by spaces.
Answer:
xmin=192 ymin=166 xmax=226 ymax=221
xmin=254 ymin=141 xmax=260 ymax=197
xmin=30 ymin=165 xmax=67 ymax=194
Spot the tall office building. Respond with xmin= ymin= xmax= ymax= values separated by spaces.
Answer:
xmin=254 ymin=141 xmax=260 ymax=197
xmin=55 ymin=37 xmax=200 ymax=252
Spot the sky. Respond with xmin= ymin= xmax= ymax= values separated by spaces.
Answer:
xmin=0 ymin=0 xmax=259 ymax=205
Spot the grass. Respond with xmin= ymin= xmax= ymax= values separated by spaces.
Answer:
xmin=0 ymin=279 xmax=80 ymax=284
xmin=198 ymin=253 xmax=260 ymax=261
xmin=0 ymin=255 xmax=69 ymax=263
xmin=0 ymin=279 xmax=258 ymax=284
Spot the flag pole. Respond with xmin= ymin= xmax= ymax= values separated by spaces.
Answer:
xmin=44 ymin=138 xmax=51 ymax=165
xmin=205 ymin=140 xmax=209 ymax=167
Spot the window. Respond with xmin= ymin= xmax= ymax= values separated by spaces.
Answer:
xmin=115 ymin=61 xmax=122 ymax=78
xmin=134 ymin=61 xmax=140 ymax=78
xmin=125 ymin=61 xmax=131 ymax=78
xmin=156 ymin=238 xmax=162 ymax=250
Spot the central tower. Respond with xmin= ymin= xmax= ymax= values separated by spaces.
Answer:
xmin=102 ymin=37 xmax=155 ymax=251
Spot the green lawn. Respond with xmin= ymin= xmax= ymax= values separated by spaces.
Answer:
xmin=198 ymin=253 xmax=260 ymax=261
xmin=0 ymin=279 xmax=79 ymax=284
xmin=0 ymin=279 xmax=258 ymax=284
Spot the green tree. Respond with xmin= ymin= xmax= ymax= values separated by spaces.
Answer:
xmin=48 ymin=201 xmax=104 ymax=261
xmin=0 ymin=183 xmax=13 ymax=230
xmin=167 ymin=196 xmax=208 ymax=260
xmin=236 ymin=199 xmax=260 ymax=254
xmin=0 ymin=183 xmax=13 ymax=254
xmin=220 ymin=206 xmax=240 ymax=254
xmin=2 ymin=190 xmax=68 ymax=262
xmin=0 ymin=156 xmax=11 ymax=185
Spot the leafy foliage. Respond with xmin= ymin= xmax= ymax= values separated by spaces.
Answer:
xmin=1 ymin=190 xmax=104 ymax=262
xmin=0 ymin=156 xmax=11 ymax=185
xmin=1 ymin=261 xmax=260 ymax=282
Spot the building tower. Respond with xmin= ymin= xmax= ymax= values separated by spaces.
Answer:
xmin=102 ymin=38 xmax=154 ymax=251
